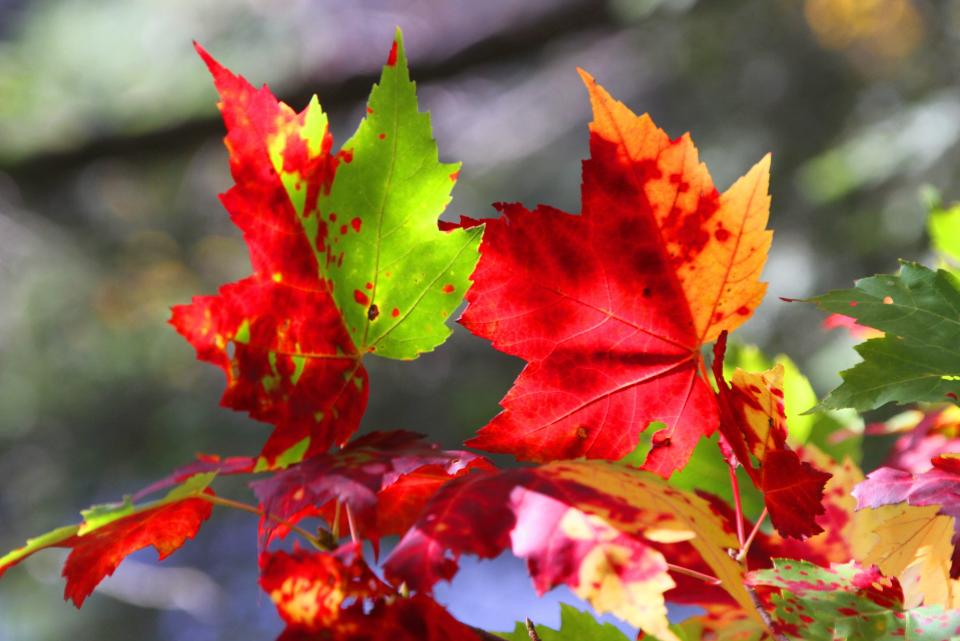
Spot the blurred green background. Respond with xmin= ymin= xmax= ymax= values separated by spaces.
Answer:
xmin=1 ymin=0 xmax=958 ymax=639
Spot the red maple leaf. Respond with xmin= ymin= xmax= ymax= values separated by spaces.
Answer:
xmin=171 ymin=46 xmax=366 ymax=465
xmin=251 ymin=431 xmax=488 ymax=546
xmin=460 ymin=71 xmax=771 ymax=475
xmin=712 ymin=333 xmax=830 ymax=539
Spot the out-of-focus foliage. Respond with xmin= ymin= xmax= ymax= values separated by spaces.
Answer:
xmin=3 ymin=0 xmax=960 ymax=639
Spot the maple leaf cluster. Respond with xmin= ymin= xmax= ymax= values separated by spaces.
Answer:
xmin=3 ymin=28 xmax=960 ymax=641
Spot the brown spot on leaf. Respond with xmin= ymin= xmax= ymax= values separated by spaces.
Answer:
xmin=449 ymin=170 xmax=460 ymax=182
xmin=365 ymin=282 xmax=373 ymax=290
xmin=351 ymin=217 xmax=362 ymax=233
xmin=340 ymin=224 xmax=348 ymax=235
xmin=387 ymin=41 xmax=398 ymax=66
xmin=354 ymin=289 xmax=369 ymax=305
xmin=366 ymin=107 xmax=374 ymax=115
xmin=367 ymin=304 xmax=380 ymax=321
xmin=391 ymin=307 xmax=400 ymax=318
xmin=378 ymin=133 xmax=386 ymax=140
xmin=576 ymin=426 xmax=588 ymax=439
xmin=329 ymin=212 xmax=337 ymax=222
xmin=442 ymin=283 xmax=455 ymax=294
xmin=736 ymin=306 xmax=750 ymax=316
xmin=715 ymin=227 xmax=731 ymax=242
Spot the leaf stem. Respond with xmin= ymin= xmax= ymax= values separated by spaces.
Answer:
xmin=346 ymin=504 xmax=360 ymax=544
xmin=737 ymin=508 xmax=768 ymax=564
xmin=200 ymin=494 xmax=332 ymax=551
xmin=332 ymin=499 xmax=342 ymax=540
xmin=746 ymin=584 xmax=789 ymax=641
xmin=667 ymin=563 xmax=722 ymax=585
xmin=728 ymin=466 xmax=746 ymax=548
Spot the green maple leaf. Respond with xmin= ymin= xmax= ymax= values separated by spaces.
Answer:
xmin=808 ymin=261 xmax=960 ymax=410
xmin=277 ymin=29 xmax=482 ymax=359
xmin=497 ymin=604 xmax=631 ymax=641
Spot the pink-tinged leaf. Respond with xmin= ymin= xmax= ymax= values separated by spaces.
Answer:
xmin=821 ymin=313 xmax=883 ymax=340
xmin=712 ymin=334 xmax=831 ymax=539
xmin=879 ymin=406 xmax=960 ymax=473
xmin=854 ymin=457 xmax=960 ymax=516
xmin=460 ymin=72 xmax=772 ymax=475
xmin=385 ymin=460 xmax=760 ymax=638
xmin=251 ymin=431 xmax=485 ymax=546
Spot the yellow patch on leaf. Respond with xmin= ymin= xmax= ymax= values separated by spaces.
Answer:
xmin=545 ymin=461 xmax=761 ymax=625
xmin=853 ymin=503 xmax=960 ymax=608
xmin=580 ymin=70 xmax=771 ymax=346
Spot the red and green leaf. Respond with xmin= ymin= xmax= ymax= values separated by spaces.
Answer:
xmin=0 ymin=474 xmax=215 ymax=606
xmin=173 ymin=32 xmax=481 ymax=468
xmin=712 ymin=333 xmax=831 ymax=539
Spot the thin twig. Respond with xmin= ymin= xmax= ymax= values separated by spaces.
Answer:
xmin=525 ymin=618 xmax=542 ymax=641
xmin=200 ymin=494 xmax=332 ymax=551
xmin=746 ymin=584 xmax=789 ymax=641
xmin=667 ymin=563 xmax=722 ymax=585
xmin=737 ymin=508 xmax=768 ymax=563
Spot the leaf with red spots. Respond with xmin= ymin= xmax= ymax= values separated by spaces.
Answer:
xmin=806 ymin=261 xmax=960 ymax=411
xmin=384 ymin=460 xmax=761 ymax=640
xmin=461 ymin=71 xmax=771 ymax=474
xmin=251 ymin=431 xmax=489 ymax=547
xmin=172 ymin=30 xmax=480 ymax=467
xmin=712 ymin=334 xmax=831 ymax=539
xmin=0 ymin=474 xmax=215 ymax=607
xmin=748 ymin=560 xmax=960 ymax=641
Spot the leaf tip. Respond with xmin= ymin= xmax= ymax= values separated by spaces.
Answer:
xmin=387 ymin=28 xmax=405 ymax=68
xmin=193 ymin=41 xmax=220 ymax=75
